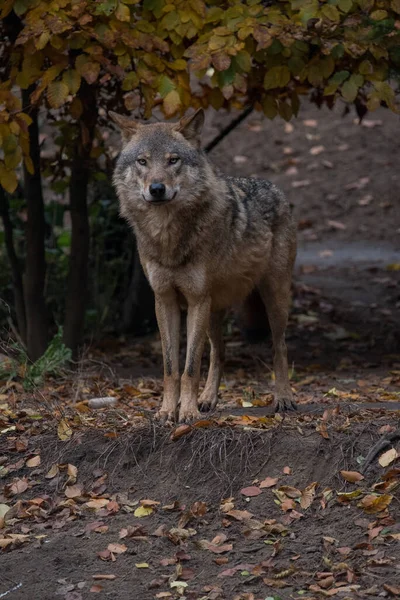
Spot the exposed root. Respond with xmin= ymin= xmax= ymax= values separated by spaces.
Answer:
xmin=361 ymin=429 xmax=400 ymax=473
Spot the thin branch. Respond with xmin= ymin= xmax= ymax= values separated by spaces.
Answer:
xmin=204 ymin=105 xmax=254 ymax=154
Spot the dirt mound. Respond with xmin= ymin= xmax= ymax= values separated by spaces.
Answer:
xmin=1 ymin=422 xmax=399 ymax=600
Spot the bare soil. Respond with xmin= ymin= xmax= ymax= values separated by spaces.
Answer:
xmin=1 ymin=101 xmax=400 ymax=600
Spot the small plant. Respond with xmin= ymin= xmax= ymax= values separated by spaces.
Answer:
xmin=0 ymin=327 xmax=72 ymax=390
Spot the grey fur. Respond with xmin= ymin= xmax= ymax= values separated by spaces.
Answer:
xmin=111 ymin=109 xmax=297 ymax=422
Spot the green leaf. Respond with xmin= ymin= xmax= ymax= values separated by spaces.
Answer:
xmin=263 ymin=65 xmax=291 ymax=90
xmin=158 ymin=74 xmax=175 ymax=97
xmin=338 ymin=0 xmax=352 ymax=12
xmin=115 ymin=2 xmax=130 ymax=22
xmin=62 ymin=70 xmax=81 ymax=95
xmin=288 ymin=57 xmax=305 ymax=76
xmin=234 ymin=50 xmax=252 ymax=73
xmin=341 ymin=80 xmax=358 ymax=102
xmin=321 ymin=5 xmax=340 ymax=22
xmin=122 ymin=72 xmax=139 ymax=91
xmin=262 ymin=95 xmax=278 ymax=119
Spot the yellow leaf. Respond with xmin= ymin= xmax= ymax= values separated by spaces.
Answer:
xmin=358 ymin=494 xmax=392 ymax=514
xmin=370 ymin=9 xmax=388 ymax=20
xmin=0 ymin=164 xmax=18 ymax=193
xmin=135 ymin=563 xmax=149 ymax=568
xmin=26 ymin=455 xmax=41 ymax=468
xmin=163 ymin=90 xmax=181 ymax=117
xmin=340 ymin=470 xmax=364 ymax=483
xmin=24 ymin=156 xmax=34 ymax=175
xmin=321 ymin=5 xmax=340 ymax=22
xmin=45 ymin=464 xmax=59 ymax=479
xmin=57 ymin=419 xmax=72 ymax=441
xmin=134 ymin=506 xmax=153 ymax=517
xmin=116 ymin=2 xmax=130 ymax=22
xmin=62 ymin=69 xmax=81 ymax=95
xmin=47 ymin=81 xmax=69 ymax=108
xmin=386 ymin=263 xmax=400 ymax=271
xmin=36 ymin=31 xmax=50 ymax=50
xmin=379 ymin=448 xmax=398 ymax=467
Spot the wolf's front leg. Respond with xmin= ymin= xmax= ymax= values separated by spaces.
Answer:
xmin=179 ymin=296 xmax=211 ymax=423
xmin=155 ymin=291 xmax=181 ymax=424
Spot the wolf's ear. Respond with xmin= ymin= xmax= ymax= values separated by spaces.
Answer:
xmin=109 ymin=111 xmax=139 ymax=142
xmin=175 ymin=108 xmax=204 ymax=146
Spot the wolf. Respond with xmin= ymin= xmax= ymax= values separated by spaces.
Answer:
xmin=110 ymin=108 xmax=297 ymax=423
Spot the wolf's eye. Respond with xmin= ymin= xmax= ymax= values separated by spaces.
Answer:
xmin=137 ymin=158 xmax=147 ymax=166
xmin=169 ymin=156 xmax=180 ymax=165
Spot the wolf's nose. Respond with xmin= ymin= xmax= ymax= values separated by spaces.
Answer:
xmin=149 ymin=183 xmax=166 ymax=199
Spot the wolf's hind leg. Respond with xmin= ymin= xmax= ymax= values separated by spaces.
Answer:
xmin=155 ymin=291 xmax=181 ymax=424
xmin=179 ymin=296 xmax=211 ymax=423
xmin=198 ymin=310 xmax=225 ymax=412
xmin=258 ymin=265 xmax=296 ymax=412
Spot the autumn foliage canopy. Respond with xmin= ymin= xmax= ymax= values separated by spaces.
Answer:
xmin=1 ymin=0 xmax=400 ymax=193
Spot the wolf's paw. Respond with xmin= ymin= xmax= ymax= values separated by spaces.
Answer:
xmin=178 ymin=406 xmax=201 ymax=423
xmin=198 ymin=390 xmax=219 ymax=412
xmin=155 ymin=408 xmax=177 ymax=425
xmin=273 ymin=395 xmax=297 ymax=413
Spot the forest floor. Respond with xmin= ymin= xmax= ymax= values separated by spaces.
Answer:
xmin=0 ymin=101 xmax=399 ymax=600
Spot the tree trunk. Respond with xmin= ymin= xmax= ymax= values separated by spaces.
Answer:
xmin=63 ymin=82 xmax=97 ymax=354
xmin=122 ymin=242 xmax=156 ymax=335
xmin=22 ymin=87 xmax=48 ymax=361
xmin=0 ymin=187 xmax=27 ymax=343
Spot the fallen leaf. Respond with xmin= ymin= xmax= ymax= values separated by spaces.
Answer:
xmin=378 ymin=448 xmax=398 ymax=467
xmin=57 ymin=419 xmax=72 ymax=441
xmin=67 ymin=464 xmax=78 ymax=484
xmin=107 ymin=543 xmax=127 ymax=554
xmin=26 ymin=455 xmax=41 ymax=468
xmin=170 ymin=424 xmax=192 ymax=441
xmin=90 ymin=585 xmax=103 ymax=593
xmin=384 ymin=583 xmax=400 ymax=596
xmin=300 ymin=482 xmax=317 ymax=509
xmin=10 ymin=478 xmax=28 ymax=495
xmin=358 ymin=494 xmax=392 ymax=514
xmin=310 ymin=145 xmax=325 ymax=155
xmin=65 ymin=484 xmax=83 ymax=499
xmin=260 ymin=477 xmax=278 ymax=488
xmin=135 ymin=563 xmax=149 ymax=568
xmin=0 ymin=504 xmax=11 ymax=519
xmin=134 ymin=506 xmax=153 ymax=517
xmin=292 ymin=179 xmax=310 ymax=188
xmin=340 ymin=470 xmax=364 ymax=483
xmin=86 ymin=499 xmax=109 ymax=509
xmin=225 ymin=509 xmax=253 ymax=521
xmin=92 ymin=574 xmax=116 ymax=580
xmin=283 ymin=466 xmax=291 ymax=475
xmin=45 ymin=464 xmax=59 ymax=479
xmin=240 ymin=486 xmax=261 ymax=497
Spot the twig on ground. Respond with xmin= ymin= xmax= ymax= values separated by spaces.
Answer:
xmin=361 ymin=429 xmax=400 ymax=473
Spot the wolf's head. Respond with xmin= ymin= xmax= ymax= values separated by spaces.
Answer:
xmin=110 ymin=109 xmax=207 ymax=211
